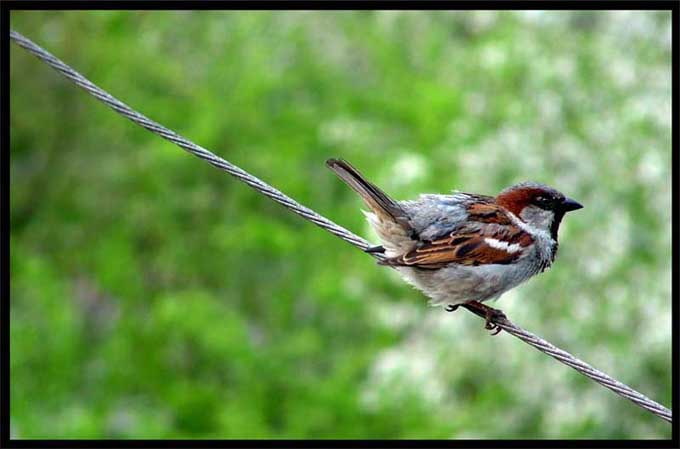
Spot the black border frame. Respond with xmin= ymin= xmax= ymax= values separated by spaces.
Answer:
xmin=2 ymin=1 xmax=678 ymax=447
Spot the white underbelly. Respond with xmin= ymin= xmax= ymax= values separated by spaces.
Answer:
xmin=395 ymin=261 xmax=538 ymax=306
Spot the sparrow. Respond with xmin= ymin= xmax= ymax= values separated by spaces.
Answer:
xmin=327 ymin=158 xmax=583 ymax=334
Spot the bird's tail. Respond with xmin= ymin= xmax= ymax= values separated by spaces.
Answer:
xmin=326 ymin=158 xmax=413 ymax=233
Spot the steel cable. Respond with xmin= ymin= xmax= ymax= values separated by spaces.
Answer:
xmin=9 ymin=30 xmax=672 ymax=424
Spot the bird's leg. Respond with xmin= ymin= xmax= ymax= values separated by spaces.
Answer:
xmin=461 ymin=301 xmax=507 ymax=336
xmin=445 ymin=304 xmax=460 ymax=313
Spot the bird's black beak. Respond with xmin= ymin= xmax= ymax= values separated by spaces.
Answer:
xmin=561 ymin=197 xmax=583 ymax=212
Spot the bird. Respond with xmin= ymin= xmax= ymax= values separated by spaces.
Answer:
xmin=326 ymin=158 xmax=583 ymax=334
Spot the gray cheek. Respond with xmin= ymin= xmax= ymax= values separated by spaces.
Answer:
xmin=520 ymin=206 xmax=554 ymax=231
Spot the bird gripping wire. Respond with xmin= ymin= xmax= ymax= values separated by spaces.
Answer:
xmin=9 ymin=29 xmax=672 ymax=424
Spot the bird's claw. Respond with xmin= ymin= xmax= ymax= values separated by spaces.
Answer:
xmin=445 ymin=304 xmax=459 ymax=312
xmin=460 ymin=301 xmax=507 ymax=336
xmin=484 ymin=309 xmax=506 ymax=336
xmin=486 ymin=321 xmax=503 ymax=335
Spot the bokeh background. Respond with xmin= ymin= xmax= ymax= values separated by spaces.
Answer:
xmin=9 ymin=11 xmax=672 ymax=439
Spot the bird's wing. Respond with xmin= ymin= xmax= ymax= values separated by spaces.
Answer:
xmin=380 ymin=202 xmax=534 ymax=269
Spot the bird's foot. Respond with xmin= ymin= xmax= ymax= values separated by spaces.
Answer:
xmin=461 ymin=301 xmax=507 ymax=336
xmin=445 ymin=304 xmax=460 ymax=313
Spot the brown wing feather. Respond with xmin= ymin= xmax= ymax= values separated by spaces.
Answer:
xmin=466 ymin=202 xmax=514 ymax=225
xmin=380 ymin=224 xmax=533 ymax=269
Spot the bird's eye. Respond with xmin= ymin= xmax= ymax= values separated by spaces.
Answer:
xmin=534 ymin=195 xmax=551 ymax=208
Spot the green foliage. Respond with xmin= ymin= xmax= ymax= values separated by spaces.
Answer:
xmin=10 ymin=11 xmax=671 ymax=439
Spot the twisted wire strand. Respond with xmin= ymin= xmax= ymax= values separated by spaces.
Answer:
xmin=9 ymin=30 xmax=373 ymax=256
xmin=10 ymin=30 xmax=671 ymax=424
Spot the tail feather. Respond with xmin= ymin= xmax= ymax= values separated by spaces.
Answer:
xmin=326 ymin=158 xmax=413 ymax=234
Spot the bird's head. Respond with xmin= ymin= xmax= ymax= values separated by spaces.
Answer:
xmin=496 ymin=181 xmax=583 ymax=240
